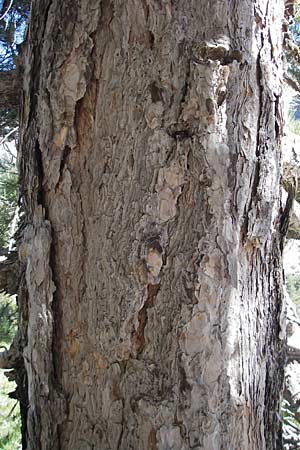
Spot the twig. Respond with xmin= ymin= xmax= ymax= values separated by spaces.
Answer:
xmin=284 ymin=418 xmax=300 ymax=434
xmin=0 ymin=0 xmax=13 ymax=21
xmin=287 ymin=345 xmax=300 ymax=362
xmin=0 ymin=127 xmax=18 ymax=147
xmin=7 ymin=400 xmax=18 ymax=417
xmin=284 ymin=73 xmax=300 ymax=93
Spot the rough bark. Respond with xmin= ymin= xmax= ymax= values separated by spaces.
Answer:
xmin=0 ymin=337 xmax=21 ymax=369
xmin=0 ymin=69 xmax=21 ymax=109
xmin=18 ymin=1 xmax=286 ymax=449
xmin=287 ymin=206 xmax=300 ymax=239
xmin=0 ymin=250 xmax=20 ymax=294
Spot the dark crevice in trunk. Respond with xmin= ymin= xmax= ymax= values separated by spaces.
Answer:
xmin=241 ymin=49 xmax=264 ymax=241
xmin=58 ymin=145 xmax=71 ymax=185
xmin=34 ymin=140 xmax=46 ymax=210
xmin=134 ymin=283 xmax=160 ymax=355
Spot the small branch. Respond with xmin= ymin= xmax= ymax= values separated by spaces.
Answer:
xmin=0 ymin=250 xmax=20 ymax=295
xmin=284 ymin=73 xmax=300 ymax=93
xmin=0 ymin=70 xmax=21 ymax=109
xmin=0 ymin=0 xmax=13 ymax=21
xmin=281 ymin=158 xmax=300 ymax=239
xmin=0 ymin=126 xmax=18 ymax=147
xmin=286 ymin=345 xmax=300 ymax=363
xmin=291 ymin=391 xmax=300 ymax=399
xmin=284 ymin=419 xmax=300 ymax=433
xmin=283 ymin=386 xmax=300 ymax=435
xmin=283 ymin=438 xmax=300 ymax=448
xmin=0 ymin=340 xmax=20 ymax=369
xmin=7 ymin=400 xmax=18 ymax=417
xmin=287 ymin=209 xmax=300 ymax=239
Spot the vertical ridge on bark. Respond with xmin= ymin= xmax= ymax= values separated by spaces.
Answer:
xmin=18 ymin=1 xmax=286 ymax=449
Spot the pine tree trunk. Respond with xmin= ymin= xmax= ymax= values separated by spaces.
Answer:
xmin=18 ymin=1 xmax=286 ymax=449
xmin=0 ymin=70 xmax=21 ymax=108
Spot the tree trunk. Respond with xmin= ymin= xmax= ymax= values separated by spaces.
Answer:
xmin=17 ymin=1 xmax=286 ymax=449
xmin=0 ymin=70 xmax=21 ymax=108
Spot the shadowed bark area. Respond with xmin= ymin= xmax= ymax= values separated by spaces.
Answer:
xmin=17 ymin=1 xmax=286 ymax=449
xmin=0 ymin=251 xmax=20 ymax=295
xmin=0 ymin=70 xmax=21 ymax=109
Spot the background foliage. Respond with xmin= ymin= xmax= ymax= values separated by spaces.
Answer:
xmin=0 ymin=1 xmax=28 ymax=448
xmin=0 ymin=0 xmax=29 ymax=141
xmin=0 ymin=144 xmax=19 ymax=449
xmin=0 ymin=373 xmax=21 ymax=450
xmin=286 ymin=273 xmax=300 ymax=315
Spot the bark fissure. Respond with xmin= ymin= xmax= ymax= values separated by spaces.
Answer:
xmin=34 ymin=140 xmax=46 ymax=209
xmin=280 ymin=183 xmax=294 ymax=250
xmin=242 ymin=49 xmax=264 ymax=241
xmin=133 ymin=283 xmax=160 ymax=355
xmin=57 ymin=145 xmax=71 ymax=188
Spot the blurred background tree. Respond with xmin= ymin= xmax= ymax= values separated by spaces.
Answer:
xmin=282 ymin=3 xmax=300 ymax=448
xmin=286 ymin=273 xmax=300 ymax=314
xmin=285 ymin=2 xmax=300 ymax=121
xmin=0 ymin=2 xmax=29 ymax=449
xmin=0 ymin=141 xmax=19 ymax=450
xmin=0 ymin=0 xmax=30 ymax=135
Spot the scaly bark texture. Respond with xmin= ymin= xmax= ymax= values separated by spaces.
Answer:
xmin=18 ymin=1 xmax=286 ymax=449
xmin=0 ymin=69 xmax=21 ymax=108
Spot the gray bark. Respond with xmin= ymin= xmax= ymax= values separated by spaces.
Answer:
xmin=17 ymin=1 xmax=286 ymax=449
